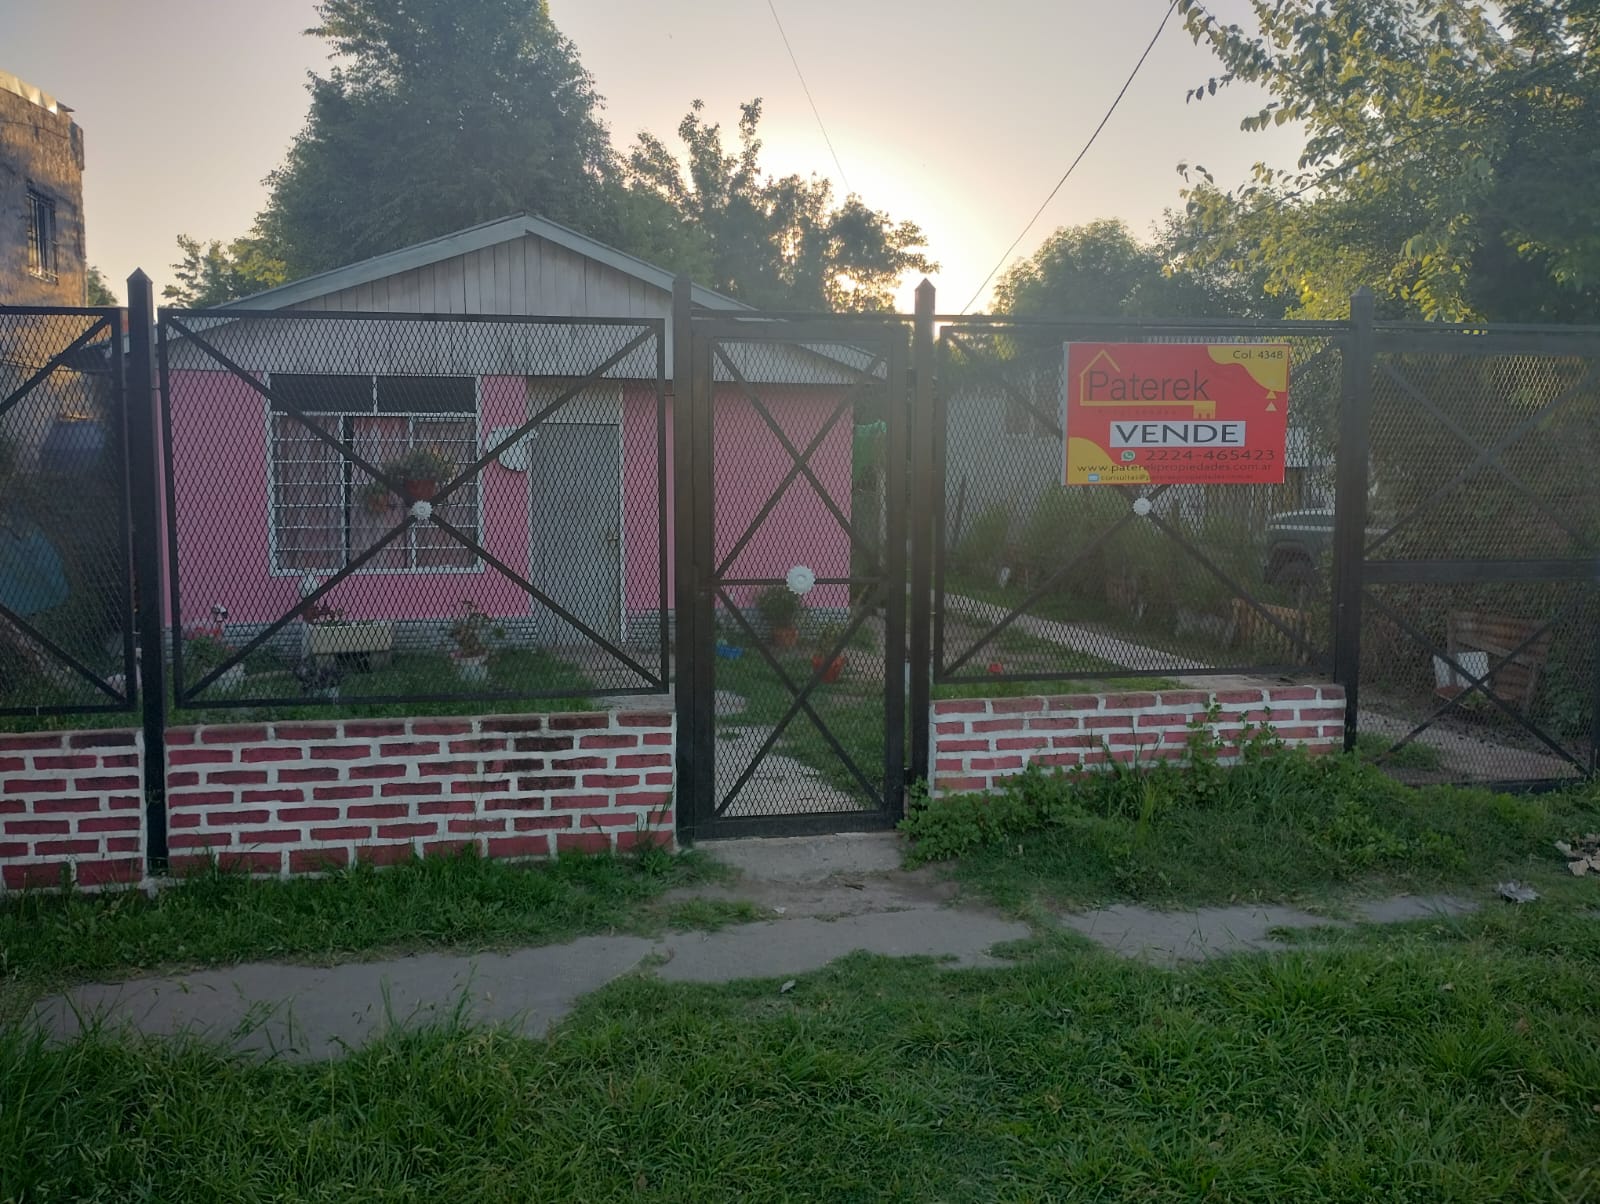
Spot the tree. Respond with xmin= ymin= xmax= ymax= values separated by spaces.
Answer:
xmin=162 ymin=234 xmax=287 ymax=307
xmin=85 ymin=266 xmax=116 ymax=306
xmin=627 ymin=100 xmax=936 ymax=311
xmin=257 ymin=0 xmax=616 ymax=278
xmin=1175 ymin=0 xmax=1600 ymax=321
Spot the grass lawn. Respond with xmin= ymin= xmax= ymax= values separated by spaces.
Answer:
xmin=0 ymin=848 xmax=754 ymax=1011
xmin=4 ymin=888 xmax=1598 ymax=1201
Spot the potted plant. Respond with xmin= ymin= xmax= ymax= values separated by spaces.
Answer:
xmin=447 ymin=598 xmax=497 ymax=682
xmin=810 ymin=621 xmax=849 ymax=683
xmin=364 ymin=446 xmax=454 ymax=509
xmin=754 ymin=584 xmax=803 ymax=649
xmin=303 ymin=601 xmax=394 ymax=670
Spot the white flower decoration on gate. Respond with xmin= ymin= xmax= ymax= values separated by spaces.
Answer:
xmin=1132 ymin=497 xmax=1153 ymax=517
xmin=410 ymin=500 xmax=434 ymax=522
xmin=786 ymin=564 xmax=816 ymax=596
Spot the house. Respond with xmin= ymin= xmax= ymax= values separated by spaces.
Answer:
xmin=159 ymin=214 xmax=858 ymax=668
xmin=0 ymin=70 xmax=87 ymax=306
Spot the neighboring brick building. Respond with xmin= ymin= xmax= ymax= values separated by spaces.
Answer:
xmin=0 ymin=69 xmax=86 ymax=305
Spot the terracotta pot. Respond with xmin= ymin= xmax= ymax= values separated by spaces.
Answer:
xmin=403 ymin=478 xmax=438 ymax=503
xmin=811 ymin=654 xmax=845 ymax=684
xmin=771 ymin=625 xmax=799 ymax=649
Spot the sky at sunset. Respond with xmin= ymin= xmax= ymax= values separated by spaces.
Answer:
xmin=7 ymin=0 xmax=1306 ymax=309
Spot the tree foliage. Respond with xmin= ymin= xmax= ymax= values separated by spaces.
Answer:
xmin=162 ymin=234 xmax=287 ymax=308
xmin=85 ymin=267 xmax=116 ymax=307
xmin=627 ymin=100 xmax=936 ymax=311
xmin=1175 ymin=0 xmax=1600 ymax=321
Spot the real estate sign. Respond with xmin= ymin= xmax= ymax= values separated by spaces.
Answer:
xmin=1062 ymin=342 xmax=1290 ymax=486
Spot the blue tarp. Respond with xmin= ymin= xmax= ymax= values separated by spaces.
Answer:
xmin=0 ymin=522 xmax=69 ymax=616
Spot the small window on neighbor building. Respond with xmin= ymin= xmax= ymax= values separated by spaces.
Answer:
xmin=27 ymin=190 xmax=57 ymax=280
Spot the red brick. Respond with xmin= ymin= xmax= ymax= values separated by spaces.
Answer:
xmin=290 ymin=848 xmax=349 ymax=873
xmin=168 ymin=831 xmax=230 ymax=850
xmin=30 ymin=838 xmax=100 ymax=856
xmin=108 ymin=795 xmax=141 ymax=810
xmin=240 ymin=747 xmax=306 ymax=764
xmin=418 ymin=800 xmax=476 ymax=816
xmin=971 ymin=718 xmax=1026 ymax=733
xmin=556 ymin=832 xmax=611 ymax=854
xmin=616 ymin=753 xmax=673 ymax=769
xmin=449 ymin=738 xmax=505 ymax=754
xmin=101 ymin=754 xmax=139 ymax=769
xmin=490 ymin=757 xmax=546 ymax=774
xmin=1296 ymin=706 xmax=1345 ymax=722
xmin=200 ymin=725 xmax=269 ymax=744
xmin=1084 ymin=716 xmax=1128 ymax=731
xmin=343 ymin=721 xmax=408 ymax=738
xmin=423 ymin=839 xmax=477 ymax=859
xmin=542 ymin=755 xmax=604 ymax=771
xmin=1046 ymin=694 xmax=1103 ymax=712
xmin=279 ymin=806 xmax=340 ymax=822
xmin=610 ymin=791 xmax=673 ymax=811
xmin=1136 ymin=713 xmax=1196 ymax=728
xmin=990 ymin=698 xmax=1046 ymax=714
xmin=417 ymin=760 xmax=474 ymax=777
xmin=549 ymin=793 xmax=613 ymax=810
xmin=617 ymin=829 xmax=673 ymax=852
xmin=0 ymin=734 xmax=63 ymax=751
xmin=167 ymin=771 xmax=200 ymax=788
xmin=1052 ymin=735 xmax=1097 ymax=749
xmin=106 ymin=836 xmax=141 ymax=852
xmin=32 ymin=754 xmax=97 ymax=771
xmin=311 ymin=745 xmax=371 ymax=761
xmin=483 ymin=796 xmax=549 ymax=812
xmin=165 ymin=729 xmax=197 ymax=746
xmin=582 ymin=773 xmax=639 ymax=789
xmin=517 ymin=774 xmax=576 ymax=791
xmin=379 ymin=741 xmax=441 ymax=757
xmin=481 ymin=717 xmax=546 ymax=734
xmin=78 ymin=815 xmax=140 ymax=833
xmin=1106 ymin=732 xmax=1160 ymax=747
xmin=938 ymin=739 xmax=990 ymax=753
xmin=579 ymin=734 xmax=636 ymax=750
xmin=347 ymin=803 xmax=408 ymax=820
xmin=579 ymin=812 xmax=645 ymax=829
xmin=487 ymin=834 xmax=551 ymax=858
xmin=312 ymin=785 xmax=374 ymax=802
xmin=1271 ymin=725 xmax=1318 ymax=740
xmin=936 ymin=775 xmax=988 ymax=792
xmin=1155 ymin=690 xmax=1210 ymax=707
xmin=204 ymin=809 xmax=270 ymax=826
xmin=74 ymin=858 xmax=143 ymax=887
xmin=615 ymin=712 xmax=671 ymax=728
xmin=1267 ymin=686 xmax=1321 ymax=701
xmin=514 ymin=735 xmax=574 ymax=752
xmin=167 ymin=789 xmax=235 ymax=808
xmin=171 ymin=850 xmax=281 ymax=876
xmin=0 ymin=841 xmax=25 ymax=857
xmin=642 ymin=733 xmax=672 ymax=747
xmin=33 ymin=796 xmax=106 ymax=813
xmin=451 ymin=779 xmax=507 ymax=795
xmin=279 ymin=767 xmax=340 ymax=783
xmin=644 ymin=772 xmax=673 ymax=786
xmin=168 ymin=748 xmax=232 ymax=766
xmin=1032 ymin=752 xmax=1085 ymax=768
xmin=6 ymin=777 xmax=66 ymax=794
xmin=933 ymin=721 xmax=966 ymax=736
xmin=512 ymin=815 xmax=571 ymax=831
xmin=239 ymin=829 xmax=304 ymax=845
xmin=4 ymin=818 xmax=70 ymax=835
xmin=3 ymin=862 xmax=70 ymax=890
xmin=375 ymin=822 xmax=435 ymax=839
xmin=349 ymin=763 xmax=406 ymax=780
xmin=1100 ymin=693 xmax=1159 ymax=710
xmin=1214 ymin=690 xmax=1265 ymax=704
xmin=934 ymin=757 xmax=966 ymax=773
xmin=412 ymin=720 xmax=474 ymax=736
xmin=932 ymin=700 xmax=987 ymax=715
xmin=381 ymin=781 xmax=443 ymax=798
xmin=356 ymin=843 xmax=415 ymax=866
xmin=1025 ymin=717 xmax=1081 ymax=732
xmin=447 ymin=818 xmax=507 ymax=834
xmin=241 ymin=789 xmax=306 ymax=805
xmin=68 ymin=731 xmax=137 ymax=749
xmin=546 ymin=714 xmax=607 ymax=732
xmin=205 ymin=770 xmax=269 ymax=786
xmin=311 ymin=825 xmax=371 ymax=841
xmin=969 ymin=756 xmax=1023 ymax=772
xmin=0 ymin=801 xmax=21 ymax=815
xmin=0 ymin=757 xmax=23 ymax=773
xmin=271 ymin=723 xmax=341 ymax=741
xmin=995 ymin=736 xmax=1049 ymax=752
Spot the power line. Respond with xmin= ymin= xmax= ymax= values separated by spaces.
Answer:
xmin=960 ymin=0 xmax=1180 ymax=314
xmin=765 ymin=0 xmax=852 ymax=193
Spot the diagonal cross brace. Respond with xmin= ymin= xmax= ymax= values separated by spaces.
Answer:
xmin=0 ymin=315 xmax=110 ymax=420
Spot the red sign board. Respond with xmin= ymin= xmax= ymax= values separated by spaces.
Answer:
xmin=1063 ymin=342 xmax=1290 ymax=485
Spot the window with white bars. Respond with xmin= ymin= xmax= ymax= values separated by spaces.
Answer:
xmin=268 ymin=375 xmax=481 ymax=574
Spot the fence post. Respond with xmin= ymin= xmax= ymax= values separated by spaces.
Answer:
xmin=125 ymin=271 xmax=168 ymax=873
xmin=1331 ymin=287 xmax=1374 ymax=752
xmin=908 ymin=280 xmax=936 ymax=785
xmin=670 ymin=274 xmax=697 ymax=840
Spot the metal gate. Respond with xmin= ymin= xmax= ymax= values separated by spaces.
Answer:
xmin=677 ymin=317 xmax=909 ymax=838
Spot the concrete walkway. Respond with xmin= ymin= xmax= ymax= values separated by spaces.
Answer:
xmin=28 ymin=833 xmax=1488 ymax=1061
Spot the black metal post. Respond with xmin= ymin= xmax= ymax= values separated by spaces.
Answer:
xmin=126 ymin=271 xmax=168 ymax=872
xmin=671 ymin=275 xmax=698 ymax=841
xmin=908 ymin=280 xmax=935 ymax=784
xmin=1331 ymin=288 xmax=1375 ymax=752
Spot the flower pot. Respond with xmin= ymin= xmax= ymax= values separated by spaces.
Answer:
xmin=771 ymin=625 xmax=799 ymax=649
xmin=402 ymin=478 xmax=438 ymax=503
xmin=810 ymin=654 xmax=845 ymax=683
xmin=308 ymin=620 xmax=394 ymax=670
xmin=453 ymin=653 xmax=489 ymax=683
xmin=364 ymin=490 xmax=398 ymax=515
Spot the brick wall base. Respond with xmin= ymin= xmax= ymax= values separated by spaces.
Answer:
xmin=929 ymin=686 xmax=1346 ymax=796
xmin=1 ymin=710 xmax=675 ymax=893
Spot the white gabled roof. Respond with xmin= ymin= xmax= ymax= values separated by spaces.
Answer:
xmin=215 ymin=212 xmax=748 ymax=313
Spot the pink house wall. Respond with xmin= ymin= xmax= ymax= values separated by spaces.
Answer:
xmin=169 ymin=372 xmax=851 ymax=634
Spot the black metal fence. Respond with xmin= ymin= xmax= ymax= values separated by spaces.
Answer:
xmin=157 ymin=308 xmax=668 ymax=713
xmin=0 ymin=306 xmax=133 ymax=720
